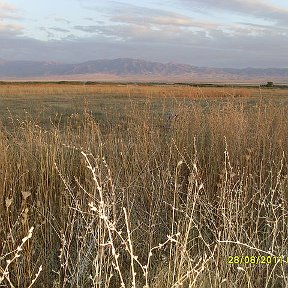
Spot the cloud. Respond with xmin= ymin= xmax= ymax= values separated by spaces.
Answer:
xmin=84 ymin=17 xmax=94 ymax=21
xmin=50 ymin=27 xmax=70 ymax=33
xmin=1 ymin=23 xmax=288 ymax=68
xmin=1 ymin=0 xmax=287 ymax=68
xmin=73 ymin=25 xmax=100 ymax=33
xmin=73 ymin=2 xmax=219 ymax=42
xmin=0 ymin=1 xmax=20 ymax=19
xmin=179 ymin=0 xmax=288 ymax=26
xmin=73 ymin=23 xmax=199 ymax=43
xmin=0 ymin=21 xmax=23 ymax=37
xmin=72 ymin=17 xmax=288 ymax=48
xmin=79 ymin=0 xmax=218 ymax=29
xmin=0 ymin=22 xmax=22 ymax=32
xmin=111 ymin=14 xmax=217 ymax=30
xmin=74 ymin=1 xmax=288 ymax=45
xmin=0 ymin=1 xmax=23 ymax=36
xmin=236 ymin=22 xmax=288 ymax=36
xmin=112 ymin=2 xmax=218 ymax=29
xmin=76 ymin=0 xmax=288 ymax=44
xmin=54 ymin=17 xmax=71 ymax=24
xmin=69 ymin=0 xmax=288 ymax=67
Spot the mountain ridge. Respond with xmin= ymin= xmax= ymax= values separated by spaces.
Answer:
xmin=0 ymin=58 xmax=287 ymax=82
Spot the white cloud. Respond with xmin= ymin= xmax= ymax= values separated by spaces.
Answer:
xmin=54 ymin=17 xmax=71 ymax=24
xmin=73 ymin=2 xmax=220 ymax=42
xmin=50 ymin=27 xmax=70 ymax=33
xmin=0 ymin=22 xmax=22 ymax=32
xmin=111 ymin=14 xmax=217 ymax=30
xmin=0 ymin=0 xmax=287 ymax=67
xmin=178 ymin=0 xmax=288 ymax=25
xmin=0 ymin=1 xmax=20 ymax=19
xmin=0 ymin=1 xmax=23 ymax=36
xmin=2 ymin=23 xmax=288 ymax=68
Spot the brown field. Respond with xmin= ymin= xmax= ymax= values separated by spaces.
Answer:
xmin=0 ymin=83 xmax=288 ymax=287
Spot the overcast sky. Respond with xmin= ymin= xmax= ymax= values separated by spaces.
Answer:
xmin=1 ymin=0 xmax=288 ymax=67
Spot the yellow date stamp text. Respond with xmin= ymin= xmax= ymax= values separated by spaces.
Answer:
xmin=228 ymin=255 xmax=288 ymax=265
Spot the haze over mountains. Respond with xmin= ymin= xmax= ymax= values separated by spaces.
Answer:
xmin=0 ymin=58 xmax=287 ymax=83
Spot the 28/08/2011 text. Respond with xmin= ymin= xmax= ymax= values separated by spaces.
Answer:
xmin=228 ymin=256 xmax=288 ymax=265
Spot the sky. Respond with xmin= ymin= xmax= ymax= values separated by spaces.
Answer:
xmin=1 ymin=0 xmax=288 ymax=68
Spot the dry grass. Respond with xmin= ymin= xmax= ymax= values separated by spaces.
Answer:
xmin=0 ymin=84 xmax=288 ymax=287
xmin=0 ymin=83 xmax=254 ymax=98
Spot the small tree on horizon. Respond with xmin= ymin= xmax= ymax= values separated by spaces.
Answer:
xmin=266 ymin=81 xmax=274 ymax=87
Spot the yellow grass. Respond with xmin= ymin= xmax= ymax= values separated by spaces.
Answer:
xmin=0 ymin=82 xmax=255 ymax=98
xmin=0 ymin=83 xmax=287 ymax=287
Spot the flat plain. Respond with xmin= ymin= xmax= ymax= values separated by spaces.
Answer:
xmin=0 ymin=82 xmax=288 ymax=287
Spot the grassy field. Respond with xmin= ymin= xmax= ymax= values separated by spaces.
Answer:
xmin=0 ymin=83 xmax=288 ymax=287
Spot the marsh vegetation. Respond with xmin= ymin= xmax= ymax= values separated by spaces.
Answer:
xmin=0 ymin=83 xmax=287 ymax=287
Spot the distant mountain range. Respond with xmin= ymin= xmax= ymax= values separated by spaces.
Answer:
xmin=0 ymin=58 xmax=287 ymax=82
